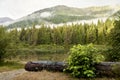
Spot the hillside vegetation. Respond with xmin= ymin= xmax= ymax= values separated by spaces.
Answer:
xmin=0 ymin=19 xmax=115 ymax=62
xmin=8 ymin=5 xmax=120 ymax=28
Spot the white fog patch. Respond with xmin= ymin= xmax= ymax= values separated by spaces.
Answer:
xmin=40 ymin=12 xmax=51 ymax=18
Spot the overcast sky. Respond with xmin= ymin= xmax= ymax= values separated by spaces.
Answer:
xmin=0 ymin=0 xmax=120 ymax=19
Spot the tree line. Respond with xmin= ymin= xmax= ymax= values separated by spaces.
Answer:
xmin=1 ymin=17 xmax=120 ymax=62
xmin=8 ymin=19 xmax=114 ymax=45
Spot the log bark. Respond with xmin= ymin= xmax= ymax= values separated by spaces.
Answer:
xmin=95 ymin=62 xmax=120 ymax=77
xmin=25 ymin=61 xmax=120 ymax=76
xmin=25 ymin=61 xmax=67 ymax=72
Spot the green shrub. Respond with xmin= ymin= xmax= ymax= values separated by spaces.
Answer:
xmin=105 ymin=48 xmax=120 ymax=61
xmin=65 ymin=44 xmax=104 ymax=78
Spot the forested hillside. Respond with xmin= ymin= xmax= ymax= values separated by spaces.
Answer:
xmin=7 ymin=5 xmax=120 ymax=28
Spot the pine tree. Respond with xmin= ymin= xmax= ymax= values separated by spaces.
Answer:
xmin=109 ymin=16 xmax=120 ymax=61
xmin=0 ymin=27 xmax=8 ymax=62
xmin=19 ymin=28 xmax=26 ymax=42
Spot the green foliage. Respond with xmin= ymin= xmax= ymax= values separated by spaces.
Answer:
xmin=65 ymin=44 xmax=104 ymax=78
xmin=0 ymin=27 xmax=9 ymax=62
xmin=43 ymin=14 xmax=95 ymax=24
xmin=105 ymin=49 xmax=120 ymax=61
xmin=37 ymin=25 xmax=51 ymax=44
xmin=5 ymin=44 xmax=65 ymax=61
xmin=108 ymin=16 xmax=120 ymax=61
xmin=8 ymin=19 xmax=39 ymax=28
xmin=0 ymin=61 xmax=24 ymax=72
xmin=19 ymin=28 xmax=26 ymax=41
xmin=7 ymin=19 xmax=114 ymax=46
xmin=4 ymin=19 xmax=115 ymax=62
xmin=7 ymin=5 xmax=115 ymax=28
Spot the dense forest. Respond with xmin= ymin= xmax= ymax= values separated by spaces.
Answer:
xmin=0 ymin=18 xmax=116 ymax=61
xmin=8 ymin=19 xmax=113 ymax=45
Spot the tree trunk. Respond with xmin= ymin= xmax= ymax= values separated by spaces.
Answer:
xmin=25 ymin=61 xmax=120 ymax=77
xmin=95 ymin=62 xmax=120 ymax=77
xmin=25 ymin=61 xmax=67 ymax=72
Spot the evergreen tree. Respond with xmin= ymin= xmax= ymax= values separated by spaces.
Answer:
xmin=30 ymin=26 xmax=38 ymax=45
xmin=19 ymin=28 xmax=26 ymax=41
xmin=109 ymin=16 xmax=120 ymax=61
xmin=52 ymin=27 xmax=63 ymax=44
xmin=83 ymin=24 xmax=88 ymax=44
xmin=63 ymin=26 xmax=73 ymax=45
xmin=0 ymin=27 xmax=8 ymax=62
xmin=9 ymin=28 xmax=19 ymax=43
xmin=37 ymin=25 xmax=51 ymax=44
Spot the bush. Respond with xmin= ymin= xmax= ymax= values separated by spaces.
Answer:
xmin=105 ymin=48 xmax=120 ymax=61
xmin=65 ymin=44 xmax=104 ymax=78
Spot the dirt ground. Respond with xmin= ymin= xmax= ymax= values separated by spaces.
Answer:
xmin=0 ymin=69 xmax=119 ymax=80
xmin=13 ymin=70 xmax=78 ymax=80
xmin=0 ymin=69 xmax=26 ymax=80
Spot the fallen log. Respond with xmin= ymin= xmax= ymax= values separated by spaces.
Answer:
xmin=25 ymin=61 xmax=120 ymax=77
xmin=25 ymin=61 xmax=67 ymax=72
xmin=95 ymin=62 xmax=120 ymax=77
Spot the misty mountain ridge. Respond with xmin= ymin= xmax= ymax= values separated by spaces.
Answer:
xmin=111 ymin=10 xmax=120 ymax=17
xmin=0 ymin=17 xmax=13 ymax=25
xmin=6 ymin=5 xmax=120 ymax=28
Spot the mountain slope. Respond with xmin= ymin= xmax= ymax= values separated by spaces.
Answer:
xmin=111 ymin=10 xmax=120 ymax=17
xmin=8 ymin=5 xmax=120 ymax=28
xmin=0 ymin=17 xmax=13 ymax=25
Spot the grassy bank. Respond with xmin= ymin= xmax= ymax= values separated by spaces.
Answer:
xmin=5 ymin=44 xmax=110 ymax=61
xmin=5 ymin=44 xmax=67 ymax=61
xmin=0 ymin=61 xmax=24 ymax=72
